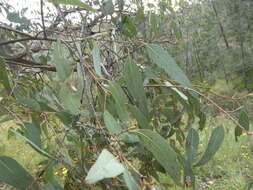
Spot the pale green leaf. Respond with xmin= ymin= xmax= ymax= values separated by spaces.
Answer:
xmin=52 ymin=41 xmax=72 ymax=82
xmin=85 ymin=149 xmax=125 ymax=184
xmin=123 ymin=170 xmax=140 ymax=190
xmin=102 ymin=0 xmax=114 ymax=15
xmin=92 ymin=44 xmax=103 ymax=77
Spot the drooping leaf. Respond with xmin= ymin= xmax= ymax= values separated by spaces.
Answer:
xmin=85 ymin=149 xmax=125 ymax=184
xmin=124 ymin=60 xmax=148 ymax=117
xmin=195 ymin=126 xmax=225 ymax=167
xmin=92 ymin=44 xmax=103 ymax=77
xmin=235 ymin=111 xmax=249 ymax=141
xmin=101 ymin=0 xmax=114 ymax=15
xmin=123 ymin=170 xmax=140 ymax=190
xmin=147 ymin=44 xmax=192 ymax=88
xmin=59 ymin=84 xmax=81 ymax=115
xmin=104 ymin=111 xmax=123 ymax=133
xmin=0 ymin=156 xmax=39 ymax=190
xmin=50 ymin=0 xmax=97 ymax=12
xmin=135 ymin=129 xmax=181 ymax=185
xmin=107 ymin=82 xmax=129 ymax=121
xmin=23 ymin=119 xmax=42 ymax=148
xmin=12 ymin=130 xmax=53 ymax=159
xmin=128 ymin=104 xmax=150 ymax=129
xmin=104 ymin=111 xmax=139 ymax=143
xmin=0 ymin=57 xmax=11 ymax=94
xmin=165 ymin=81 xmax=188 ymax=101
xmin=185 ymin=128 xmax=199 ymax=163
xmin=52 ymin=41 xmax=72 ymax=82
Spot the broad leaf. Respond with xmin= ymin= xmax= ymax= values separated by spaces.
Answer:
xmin=185 ymin=128 xmax=199 ymax=163
xmin=92 ymin=44 xmax=103 ymax=77
xmin=104 ymin=111 xmax=123 ymax=133
xmin=23 ymin=119 xmax=42 ymax=148
xmin=147 ymin=44 xmax=192 ymax=88
xmin=50 ymin=0 xmax=97 ymax=12
xmin=124 ymin=60 xmax=148 ymax=117
xmin=52 ymin=41 xmax=72 ymax=82
xmin=85 ymin=149 xmax=125 ymax=184
xmin=135 ymin=129 xmax=181 ymax=185
xmin=123 ymin=170 xmax=140 ymax=190
xmin=0 ymin=57 xmax=11 ymax=94
xmin=0 ymin=156 xmax=39 ymax=190
xmin=17 ymin=97 xmax=42 ymax=112
xmin=195 ymin=126 xmax=225 ymax=167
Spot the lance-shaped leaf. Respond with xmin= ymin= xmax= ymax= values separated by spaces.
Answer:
xmin=107 ymin=82 xmax=129 ymax=121
xmin=128 ymin=104 xmax=150 ymax=129
xmin=101 ymin=0 xmax=114 ymax=15
xmin=135 ymin=129 xmax=181 ymax=185
xmin=123 ymin=170 xmax=140 ymax=190
xmin=0 ymin=57 xmax=11 ymax=94
xmin=185 ymin=128 xmax=199 ymax=164
xmin=0 ymin=156 xmax=39 ymax=190
xmin=50 ymin=0 xmax=97 ymax=12
xmin=124 ymin=60 xmax=148 ymax=117
xmin=92 ymin=44 xmax=103 ymax=77
xmin=195 ymin=126 xmax=225 ymax=167
xmin=235 ymin=111 xmax=249 ymax=141
xmin=147 ymin=44 xmax=192 ymax=88
xmin=52 ymin=41 xmax=72 ymax=82
xmin=85 ymin=149 xmax=125 ymax=184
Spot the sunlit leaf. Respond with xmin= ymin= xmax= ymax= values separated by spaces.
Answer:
xmin=85 ymin=149 xmax=125 ymax=184
xmin=50 ymin=0 xmax=97 ymax=12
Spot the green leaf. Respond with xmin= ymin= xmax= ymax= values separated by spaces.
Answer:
xmin=195 ymin=126 xmax=225 ymax=167
xmin=104 ymin=111 xmax=139 ymax=143
xmin=0 ymin=156 xmax=39 ymax=190
xmin=85 ymin=149 xmax=125 ymax=184
xmin=107 ymin=82 xmax=129 ymax=121
xmin=128 ymin=105 xmax=150 ymax=129
xmin=165 ymin=81 xmax=188 ymax=100
xmin=17 ymin=97 xmax=41 ymax=112
xmin=51 ymin=0 xmax=97 ymax=12
xmin=124 ymin=59 xmax=148 ymax=117
xmin=123 ymin=170 xmax=140 ymax=190
xmin=185 ymin=128 xmax=199 ymax=163
xmin=52 ymin=41 xmax=72 ymax=82
xmin=101 ymin=0 xmax=114 ymax=15
xmin=23 ymin=120 xmax=42 ymax=148
xmin=120 ymin=14 xmax=138 ymax=38
xmin=147 ymin=44 xmax=192 ymax=88
xmin=59 ymin=84 xmax=81 ymax=115
xmin=104 ymin=111 xmax=123 ymax=133
xmin=92 ymin=44 xmax=103 ymax=77
xmin=135 ymin=129 xmax=181 ymax=185
xmin=0 ymin=57 xmax=11 ymax=94
xmin=235 ymin=111 xmax=249 ymax=141
xmin=13 ymin=130 xmax=53 ymax=159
